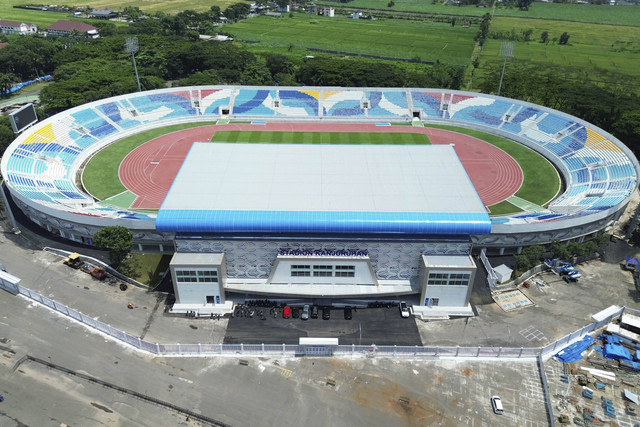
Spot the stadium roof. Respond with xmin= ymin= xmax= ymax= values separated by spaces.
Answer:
xmin=155 ymin=143 xmax=491 ymax=236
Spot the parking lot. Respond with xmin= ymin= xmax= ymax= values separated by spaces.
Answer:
xmin=224 ymin=302 xmax=422 ymax=345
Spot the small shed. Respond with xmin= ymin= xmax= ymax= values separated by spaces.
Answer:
xmin=494 ymin=264 xmax=513 ymax=283
xmin=299 ymin=337 xmax=339 ymax=356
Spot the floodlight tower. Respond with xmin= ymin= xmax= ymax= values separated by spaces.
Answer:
xmin=125 ymin=36 xmax=142 ymax=92
xmin=497 ymin=41 xmax=514 ymax=97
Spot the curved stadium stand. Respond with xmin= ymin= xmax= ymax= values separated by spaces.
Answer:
xmin=1 ymin=86 xmax=638 ymax=248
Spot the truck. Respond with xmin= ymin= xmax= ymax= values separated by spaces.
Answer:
xmin=545 ymin=259 xmax=580 ymax=281
xmin=63 ymin=253 xmax=107 ymax=280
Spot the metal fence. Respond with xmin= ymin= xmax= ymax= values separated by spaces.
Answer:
xmin=479 ymin=248 xmax=498 ymax=290
xmin=13 ymin=283 xmax=628 ymax=359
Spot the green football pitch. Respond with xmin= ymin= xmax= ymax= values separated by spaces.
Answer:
xmin=211 ymin=131 xmax=430 ymax=145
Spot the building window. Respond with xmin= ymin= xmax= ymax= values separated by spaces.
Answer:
xmin=430 ymin=298 xmax=439 ymax=307
xmin=334 ymin=265 xmax=355 ymax=277
xmin=313 ymin=265 xmax=333 ymax=277
xmin=427 ymin=272 xmax=470 ymax=287
xmin=291 ymin=265 xmax=311 ymax=277
xmin=291 ymin=264 xmax=356 ymax=278
xmin=176 ymin=269 xmax=218 ymax=283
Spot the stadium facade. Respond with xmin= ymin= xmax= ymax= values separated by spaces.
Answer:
xmin=2 ymin=86 xmax=639 ymax=315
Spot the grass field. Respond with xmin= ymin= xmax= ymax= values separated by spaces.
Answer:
xmin=0 ymin=0 xmax=238 ymax=26
xmin=478 ymin=17 xmax=640 ymax=86
xmin=82 ymin=122 xmax=217 ymax=200
xmin=211 ymin=131 xmax=430 ymax=145
xmin=4 ymin=0 xmax=639 ymax=26
xmin=225 ymin=14 xmax=476 ymax=64
xmin=316 ymin=0 xmax=640 ymax=26
xmin=427 ymin=124 xmax=560 ymax=212
xmin=130 ymin=253 xmax=172 ymax=286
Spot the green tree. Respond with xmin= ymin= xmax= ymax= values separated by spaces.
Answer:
xmin=93 ymin=226 xmax=134 ymax=266
xmin=177 ymin=69 xmax=221 ymax=86
xmin=0 ymin=73 xmax=18 ymax=97
xmin=581 ymin=241 xmax=599 ymax=256
xmin=566 ymin=241 xmax=582 ymax=257
xmin=516 ymin=0 xmax=534 ymax=10
xmin=559 ymin=32 xmax=570 ymax=45
xmin=117 ymin=255 xmax=141 ymax=278
xmin=0 ymin=116 xmax=15 ymax=157
xmin=540 ymin=31 xmax=549 ymax=44
xmin=123 ymin=6 xmax=142 ymax=21
xmin=209 ymin=6 xmax=222 ymax=21
xmin=522 ymin=245 xmax=545 ymax=266
xmin=224 ymin=3 xmax=251 ymax=21
xmin=514 ymin=254 xmax=531 ymax=272
xmin=550 ymin=240 xmax=571 ymax=261
xmin=265 ymin=53 xmax=294 ymax=77
xmin=475 ymin=13 xmax=492 ymax=45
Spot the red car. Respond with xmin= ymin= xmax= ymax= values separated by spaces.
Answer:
xmin=283 ymin=306 xmax=291 ymax=319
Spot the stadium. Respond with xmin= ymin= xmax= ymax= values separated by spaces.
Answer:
xmin=1 ymin=86 xmax=638 ymax=315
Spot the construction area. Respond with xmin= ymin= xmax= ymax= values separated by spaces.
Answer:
xmin=547 ymin=309 xmax=640 ymax=426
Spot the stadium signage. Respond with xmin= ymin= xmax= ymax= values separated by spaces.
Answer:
xmin=278 ymin=249 xmax=368 ymax=257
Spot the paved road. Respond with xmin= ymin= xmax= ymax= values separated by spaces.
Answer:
xmin=0 ymin=286 xmax=548 ymax=426
xmin=2 ymin=198 xmax=640 ymax=425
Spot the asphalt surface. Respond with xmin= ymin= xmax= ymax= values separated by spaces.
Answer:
xmin=224 ymin=304 xmax=421 ymax=345
xmin=2 ymin=196 xmax=640 ymax=425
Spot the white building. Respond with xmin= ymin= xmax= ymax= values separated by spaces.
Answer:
xmin=321 ymin=7 xmax=335 ymax=17
xmin=160 ymin=143 xmax=489 ymax=317
xmin=0 ymin=20 xmax=37 ymax=35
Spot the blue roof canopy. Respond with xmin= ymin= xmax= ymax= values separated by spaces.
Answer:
xmin=156 ymin=210 xmax=491 ymax=235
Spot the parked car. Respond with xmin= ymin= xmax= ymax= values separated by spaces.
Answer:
xmin=311 ymin=305 xmax=319 ymax=319
xmin=344 ymin=306 xmax=352 ymax=320
xmin=399 ymin=301 xmax=410 ymax=318
xmin=322 ymin=307 xmax=330 ymax=320
xmin=301 ymin=304 xmax=310 ymax=320
xmin=283 ymin=306 xmax=291 ymax=319
xmin=292 ymin=307 xmax=300 ymax=318
xmin=491 ymin=396 xmax=503 ymax=415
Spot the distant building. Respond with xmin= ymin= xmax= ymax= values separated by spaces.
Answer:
xmin=308 ymin=4 xmax=317 ymax=13
xmin=89 ymin=8 xmax=117 ymax=19
xmin=352 ymin=11 xmax=362 ymax=19
xmin=199 ymin=34 xmax=233 ymax=42
xmin=0 ymin=19 xmax=38 ymax=35
xmin=321 ymin=7 xmax=334 ymax=17
xmin=46 ymin=20 xmax=99 ymax=38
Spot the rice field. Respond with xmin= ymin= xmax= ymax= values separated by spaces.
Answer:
xmin=225 ymin=14 xmax=476 ymax=64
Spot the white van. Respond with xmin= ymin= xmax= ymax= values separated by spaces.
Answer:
xmin=491 ymin=396 xmax=503 ymax=415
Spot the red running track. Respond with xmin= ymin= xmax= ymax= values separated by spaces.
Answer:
xmin=119 ymin=123 xmax=523 ymax=210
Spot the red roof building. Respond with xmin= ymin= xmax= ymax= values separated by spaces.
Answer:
xmin=46 ymin=20 xmax=99 ymax=38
